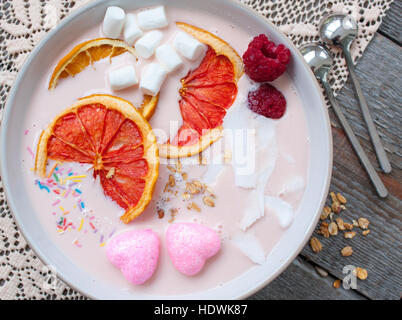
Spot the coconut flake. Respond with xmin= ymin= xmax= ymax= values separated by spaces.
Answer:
xmin=279 ymin=176 xmax=305 ymax=195
xmin=264 ymin=196 xmax=294 ymax=229
xmin=232 ymin=233 xmax=266 ymax=265
xmin=239 ymin=124 xmax=277 ymax=230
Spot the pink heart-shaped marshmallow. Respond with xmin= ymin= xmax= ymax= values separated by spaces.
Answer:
xmin=166 ymin=222 xmax=221 ymax=276
xmin=106 ymin=229 xmax=159 ymax=285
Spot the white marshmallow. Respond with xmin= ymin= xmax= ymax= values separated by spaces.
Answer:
xmin=137 ymin=6 xmax=168 ymax=30
xmin=173 ymin=31 xmax=206 ymax=61
xmin=102 ymin=6 xmax=125 ymax=39
xmin=155 ymin=44 xmax=183 ymax=72
xmin=140 ymin=63 xmax=167 ymax=96
xmin=123 ymin=14 xmax=143 ymax=45
xmin=135 ymin=31 xmax=163 ymax=59
xmin=108 ymin=65 xmax=138 ymax=91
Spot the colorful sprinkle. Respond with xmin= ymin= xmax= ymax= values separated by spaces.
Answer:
xmin=27 ymin=147 xmax=34 ymax=158
xmin=73 ymin=239 xmax=82 ymax=248
xmin=36 ymin=181 xmax=50 ymax=193
xmin=47 ymin=163 xmax=58 ymax=178
xmin=65 ymin=175 xmax=86 ymax=181
xmin=109 ymin=229 xmax=116 ymax=239
xmin=53 ymin=173 xmax=59 ymax=182
xmin=64 ymin=189 xmax=71 ymax=198
xmin=78 ymin=218 xmax=84 ymax=231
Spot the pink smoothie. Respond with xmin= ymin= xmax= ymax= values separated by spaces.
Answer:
xmin=20 ymin=6 xmax=310 ymax=295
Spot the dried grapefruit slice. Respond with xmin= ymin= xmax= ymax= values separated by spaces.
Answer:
xmin=48 ymin=38 xmax=159 ymax=120
xmin=159 ymin=23 xmax=243 ymax=158
xmin=48 ymin=38 xmax=137 ymax=90
xmin=35 ymin=94 xmax=159 ymax=223
xmin=176 ymin=22 xmax=243 ymax=81
xmin=140 ymin=94 xmax=159 ymax=120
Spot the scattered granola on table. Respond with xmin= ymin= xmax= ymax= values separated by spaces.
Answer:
xmin=333 ymin=279 xmax=341 ymax=289
xmin=310 ymin=236 xmax=322 ymax=253
xmin=354 ymin=267 xmax=368 ymax=280
xmin=341 ymin=246 xmax=353 ymax=257
xmin=309 ymin=191 xmax=373 ymax=287
xmin=358 ymin=217 xmax=370 ymax=229
xmin=344 ymin=231 xmax=357 ymax=239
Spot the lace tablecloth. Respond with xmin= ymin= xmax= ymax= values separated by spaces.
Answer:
xmin=0 ymin=0 xmax=394 ymax=299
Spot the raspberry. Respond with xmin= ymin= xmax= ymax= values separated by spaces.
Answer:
xmin=243 ymin=34 xmax=291 ymax=82
xmin=247 ymin=84 xmax=286 ymax=119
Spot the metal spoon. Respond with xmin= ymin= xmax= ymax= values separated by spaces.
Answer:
xmin=300 ymin=43 xmax=388 ymax=198
xmin=319 ymin=14 xmax=392 ymax=173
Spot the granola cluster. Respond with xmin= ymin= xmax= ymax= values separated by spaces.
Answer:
xmin=156 ymin=161 xmax=217 ymax=224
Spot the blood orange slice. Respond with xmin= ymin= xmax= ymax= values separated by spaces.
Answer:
xmin=35 ymin=94 xmax=159 ymax=223
xmin=159 ymin=23 xmax=243 ymax=158
xmin=48 ymin=38 xmax=159 ymax=121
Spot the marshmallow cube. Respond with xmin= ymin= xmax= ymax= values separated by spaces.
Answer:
xmin=108 ymin=65 xmax=138 ymax=91
xmin=155 ymin=44 xmax=183 ymax=72
xmin=173 ymin=31 xmax=206 ymax=61
xmin=103 ymin=6 xmax=125 ymax=39
xmin=140 ymin=63 xmax=167 ymax=96
xmin=137 ymin=6 xmax=168 ymax=30
xmin=135 ymin=30 xmax=163 ymax=59
xmin=123 ymin=14 xmax=143 ymax=45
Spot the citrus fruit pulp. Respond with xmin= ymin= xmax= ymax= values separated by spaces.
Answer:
xmin=35 ymin=94 xmax=159 ymax=223
xmin=159 ymin=23 xmax=243 ymax=158
xmin=48 ymin=38 xmax=158 ymax=121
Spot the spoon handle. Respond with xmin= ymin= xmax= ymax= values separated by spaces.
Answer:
xmin=343 ymin=49 xmax=392 ymax=173
xmin=322 ymin=81 xmax=388 ymax=198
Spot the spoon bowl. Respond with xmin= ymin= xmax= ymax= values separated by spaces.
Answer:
xmin=299 ymin=43 xmax=333 ymax=82
xmin=319 ymin=13 xmax=358 ymax=49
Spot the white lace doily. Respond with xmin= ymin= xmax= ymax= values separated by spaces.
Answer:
xmin=0 ymin=0 xmax=394 ymax=299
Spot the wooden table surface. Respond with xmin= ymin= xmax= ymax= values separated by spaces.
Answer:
xmin=250 ymin=0 xmax=402 ymax=300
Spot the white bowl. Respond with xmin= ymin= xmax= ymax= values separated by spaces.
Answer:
xmin=0 ymin=0 xmax=332 ymax=299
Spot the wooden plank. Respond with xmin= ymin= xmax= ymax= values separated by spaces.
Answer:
xmin=249 ymin=257 xmax=366 ymax=300
xmin=299 ymin=33 xmax=402 ymax=300
xmin=378 ymin=0 xmax=402 ymax=44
